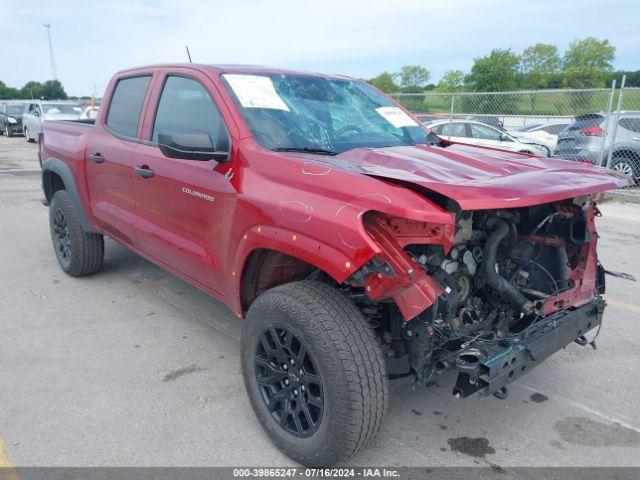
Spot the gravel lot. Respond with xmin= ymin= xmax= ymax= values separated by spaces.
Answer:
xmin=1 ymin=135 xmax=639 ymax=469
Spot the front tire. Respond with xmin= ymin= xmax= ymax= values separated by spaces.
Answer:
xmin=5 ymin=125 xmax=13 ymax=137
xmin=49 ymin=190 xmax=104 ymax=276
xmin=24 ymin=126 xmax=31 ymax=142
xmin=241 ymin=281 xmax=389 ymax=467
xmin=611 ymin=156 xmax=639 ymax=180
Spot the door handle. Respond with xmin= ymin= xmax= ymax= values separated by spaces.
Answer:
xmin=134 ymin=165 xmax=154 ymax=178
xmin=89 ymin=154 xmax=105 ymax=164
xmin=633 ymin=137 xmax=640 ymax=141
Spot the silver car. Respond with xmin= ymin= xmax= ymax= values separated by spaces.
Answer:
xmin=22 ymin=100 xmax=83 ymax=142
xmin=554 ymin=111 xmax=640 ymax=178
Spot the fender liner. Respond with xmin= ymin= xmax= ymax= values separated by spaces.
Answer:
xmin=42 ymin=157 xmax=95 ymax=232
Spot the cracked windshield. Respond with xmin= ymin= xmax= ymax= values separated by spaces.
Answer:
xmin=223 ymin=73 xmax=432 ymax=154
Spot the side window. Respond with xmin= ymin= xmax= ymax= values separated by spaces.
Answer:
xmin=429 ymin=124 xmax=443 ymax=135
xmin=106 ymin=75 xmax=151 ymax=138
xmin=152 ymin=76 xmax=228 ymax=150
xmin=619 ymin=118 xmax=640 ymax=133
xmin=440 ymin=123 xmax=468 ymax=137
xmin=470 ymin=123 xmax=503 ymax=141
xmin=28 ymin=104 xmax=37 ymax=114
xmin=544 ymin=124 xmax=565 ymax=135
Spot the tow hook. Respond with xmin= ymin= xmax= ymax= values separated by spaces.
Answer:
xmin=574 ymin=335 xmax=589 ymax=346
xmin=574 ymin=334 xmax=598 ymax=350
xmin=493 ymin=386 xmax=509 ymax=400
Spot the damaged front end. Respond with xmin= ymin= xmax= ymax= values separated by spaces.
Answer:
xmin=346 ymin=196 xmax=607 ymax=398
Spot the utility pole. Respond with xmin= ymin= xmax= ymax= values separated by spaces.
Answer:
xmin=43 ymin=23 xmax=58 ymax=79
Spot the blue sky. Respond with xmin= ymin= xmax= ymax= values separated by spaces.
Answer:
xmin=1 ymin=0 xmax=639 ymax=96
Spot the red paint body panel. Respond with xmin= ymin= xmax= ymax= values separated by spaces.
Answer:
xmin=40 ymin=64 xmax=630 ymax=319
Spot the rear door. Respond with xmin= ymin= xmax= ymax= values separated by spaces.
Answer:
xmin=23 ymin=103 xmax=38 ymax=136
xmin=85 ymin=73 xmax=154 ymax=246
xmin=132 ymin=69 xmax=236 ymax=295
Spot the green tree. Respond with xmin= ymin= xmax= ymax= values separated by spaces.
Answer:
xmin=435 ymin=70 xmax=465 ymax=92
xmin=397 ymin=65 xmax=430 ymax=91
xmin=368 ymin=71 xmax=399 ymax=93
xmin=465 ymin=48 xmax=521 ymax=91
xmin=42 ymin=79 xmax=67 ymax=99
xmin=606 ymin=70 xmax=640 ymax=88
xmin=0 ymin=81 xmax=19 ymax=99
xmin=20 ymin=81 xmax=45 ymax=99
xmin=520 ymin=43 xmax=561 ymax=89
xmin=562 ymin=38 xmax=615 ymax=88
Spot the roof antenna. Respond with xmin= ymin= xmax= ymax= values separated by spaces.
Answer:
xmin=185 ymin=45 xmax=192 ymax=63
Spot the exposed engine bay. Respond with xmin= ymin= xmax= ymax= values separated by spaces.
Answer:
xmin=348 ymin=196 xmax=607 ymax=398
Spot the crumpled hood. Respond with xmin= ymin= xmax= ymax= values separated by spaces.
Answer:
xmin=318 ymin=144 xmax=631 ymax=210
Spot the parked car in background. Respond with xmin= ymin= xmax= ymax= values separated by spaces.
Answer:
xmin=554 ymin=111 xmax=640 ymax=179
xmin=80 ymin=105 xmax=100 ymax=120
xmin=425 ymin=119 xmax=549 ymax=156
xmin=22 ymin=100 xmax=83 ymax=142
xmin=507 ymin=122 xmax=569 ymax=156
xmin=0 ymin=101 xmax=26 ymax=137
xmin=415 ymin=113 xmax=449 ymax=123
xmin=465 ymin=115 xmax=504 ymax=130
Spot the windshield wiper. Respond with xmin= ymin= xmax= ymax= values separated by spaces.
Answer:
xmin=272 ymin=147 xmax=338 ymax=156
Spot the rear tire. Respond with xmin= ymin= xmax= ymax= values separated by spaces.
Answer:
xmin=49 ymin=190 xmax=104 ymax=276
xmin=241 ymin=281 xmax=389 ymax=467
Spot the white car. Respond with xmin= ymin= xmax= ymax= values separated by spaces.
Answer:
xmin=507 ymin=122 xmax=569 ymax=155
xmin=425 ymin=119 xmax=550 ymax=156
xmin=22 ymin=100 xmax=83 ymax=142
xmin=80 ymin=105 xmax=100 ymax=120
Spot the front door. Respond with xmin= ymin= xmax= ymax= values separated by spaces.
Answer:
xmin=469 ymin=123 xmax=516 ymax=151
xmin=132 ymin=73 xmax=235 ymax=295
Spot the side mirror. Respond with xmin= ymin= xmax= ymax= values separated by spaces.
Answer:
xmin=157 ymin=131 xmax=229 ymax=162
xmin=34 ymin=110 xmax=40 ymax=117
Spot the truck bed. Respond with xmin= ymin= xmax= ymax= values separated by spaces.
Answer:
xmin=39 ymin=120 xmax=94 ymax=169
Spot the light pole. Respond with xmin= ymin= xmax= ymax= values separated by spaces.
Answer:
xmin=43 ymin=23 xmax=58 ymax=80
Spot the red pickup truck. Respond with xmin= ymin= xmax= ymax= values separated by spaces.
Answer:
xmin=39 ymin=64 xmax=629 ymax=466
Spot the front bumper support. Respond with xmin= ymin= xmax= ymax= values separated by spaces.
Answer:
xmin=451 ymin=298 xmax=605 ymax=398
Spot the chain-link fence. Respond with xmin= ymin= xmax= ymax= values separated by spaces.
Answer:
xmin=391 ymin=81 xmax=640 ymax=198
xmin=605 ymin=87 xmax=640 ymax=198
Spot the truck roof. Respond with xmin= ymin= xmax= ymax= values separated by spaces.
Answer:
xmin=115 ymin=63 xmax=356 ymax=81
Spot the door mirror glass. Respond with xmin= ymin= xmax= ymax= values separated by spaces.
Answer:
xmin=157 ymin=130 xmax=228 ymax=161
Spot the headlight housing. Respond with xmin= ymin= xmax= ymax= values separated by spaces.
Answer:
xmin=7 ymin=117 xmax=17 ymax=124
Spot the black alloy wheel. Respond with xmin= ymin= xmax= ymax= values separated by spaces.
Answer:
xmin=48 ymin=190 xmax=104 ymax=276
xmin=254 ymin=325 xmax=323 ymax=438
xmin=52 ymin=206 xmax=72 ymax=269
